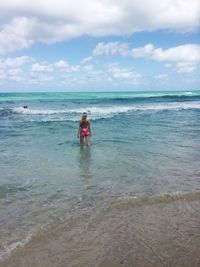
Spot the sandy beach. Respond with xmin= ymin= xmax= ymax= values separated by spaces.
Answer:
xmin=1 ymin=192 xmax=200 ymax=267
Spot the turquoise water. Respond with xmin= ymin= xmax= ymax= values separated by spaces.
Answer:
xmin=0 ymin=90 xmax=200 ymax=257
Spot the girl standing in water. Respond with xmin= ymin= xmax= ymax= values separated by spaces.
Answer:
xmin=77 ymin=112 xmax=91 ymax=146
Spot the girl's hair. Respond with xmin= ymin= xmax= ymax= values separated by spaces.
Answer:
xmin=81 ymin=112 xmax=88 ymax=123
xmin=82 ymin=112 xmax=87 ymax=119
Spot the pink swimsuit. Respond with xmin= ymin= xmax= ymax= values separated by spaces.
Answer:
xmin=80 ymin=121 xmax=90 ymax=137
xmin=80 ymin=127 xmax=90 ymax=137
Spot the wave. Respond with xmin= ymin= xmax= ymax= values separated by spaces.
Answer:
xmin=0 ymin=232 xmax=34 ymax=261
xmin=0 ymin=101 xmax=200 ymax=122
xmin=10 ymin=102 xmax=200 ymax=115
xmin=12 ymin=106 xmax=137 ymax=115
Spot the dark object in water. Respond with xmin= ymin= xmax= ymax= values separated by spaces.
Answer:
xmin=23 ymin=105 xmax=28 ymax=109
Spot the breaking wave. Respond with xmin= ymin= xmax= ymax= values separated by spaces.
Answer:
xmin=10 ymin=102 xmax=200 ymax=114
xmin=0 ymin=101 xmax=199 ymax=122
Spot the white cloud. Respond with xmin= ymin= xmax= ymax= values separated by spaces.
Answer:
xmin=61 ymin=61 xmax=142 ymax=85
xmin=0 ymin=17 xmax=34 ymax=54
xmin=176 ymin=62 xmax=196 ymax=73
xmin=0 ymin=69 xmax=25 ymax=82
xmin=82 ymin=64 xmax=94 ymax=72
xmin=0 ymin=0 xmax=199 ymax=54
xmin=0 ymin=56 xmax=32 ymax=82
xmin=54 ymin=60 xmax=69 ymax=69
xmin=131 ymin=44 xmax=155 ymax=58
xmin=107 ymin=63 xmax=142 ymax=84
xmin=7 ymin=68 xmax=22 ymax=76
xmin=93 ymin=42 xmax=129 ymax=56
xmin=147 ymin=44 xmax=200 ymax=72
xmin=82 ymin=67 xmax=106 ymax=82
xmin=31 ymin=62 xmax=53 ymax=72
xmin=0 ymin=56 xmax=80 ymax=84
xmin=93 ymin=42 xmax=200 ymax=73
xmin=94 ymin=42 xmax=200 ymax=63
xmin=31 ymin=60 xmax=79 ymax=73
xmin=81 ymin=56 xmax=93 ymax=64
xmin=54 ymin=60 xmax=80 ymax=72
xmin=152 ymin=44 xmax=200 ymax=63
xmin=87 ymin=71 xmax=106 ymax=82
xmin=0 ymin=56 xmax=33 ymax=68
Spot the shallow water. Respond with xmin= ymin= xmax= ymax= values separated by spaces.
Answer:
xmin=0 ymin=91 xmax=200 ymax=260
xmin=2 ymin=192 xmax=200 ymax=267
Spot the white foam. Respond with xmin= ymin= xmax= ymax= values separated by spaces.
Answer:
xmin=184 ymin=91 xmax=193 ymax=95
xmin=12 ymin=107 xmax=70 ymax=115
xmin=12 ymin=106 xmax=135 ymax=115
xmin=0 ymin=232 xmax=33 ymax=261
xmin=10 ymin=102 xmax=200 ymax=122
xmin=134 ymin=102 xmax=200 ymax=111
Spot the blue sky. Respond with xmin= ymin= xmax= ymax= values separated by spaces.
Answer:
xmin=0 ymin=0 xmax=200 ymax=92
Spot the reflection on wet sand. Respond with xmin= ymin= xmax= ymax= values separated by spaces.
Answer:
xmin=79 ymin=146 xmax=93 ymax=179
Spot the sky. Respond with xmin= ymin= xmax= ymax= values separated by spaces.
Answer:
xmin=0 ymin=0 xmax=200 ymax=92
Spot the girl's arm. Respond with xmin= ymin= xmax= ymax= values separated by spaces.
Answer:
xmin=88 ymin=121 xmax=91 ymax=136
xmin=77 ymin=122 xmax=81 ymax=138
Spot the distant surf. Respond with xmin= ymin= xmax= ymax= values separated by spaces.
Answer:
xmin=0 ymin=90 xmax=200 ymax=101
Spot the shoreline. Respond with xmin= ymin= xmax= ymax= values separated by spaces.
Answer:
xmin=1 ymin=192 xmax=200 ymax=267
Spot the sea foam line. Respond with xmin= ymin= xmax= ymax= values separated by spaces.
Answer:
xmin=109 ymin=190 xmax=200 ymax=209
xmin=11 ymin=102 xmax=200 ymax=116
xmin=0 ymin=232 xmax=34 ymax=261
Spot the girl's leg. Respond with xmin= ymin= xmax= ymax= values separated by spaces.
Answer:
xmin=80 ymin=135 xmax=84 ymax=146
xmin=86 ymin=135 xmax=91 ymax=147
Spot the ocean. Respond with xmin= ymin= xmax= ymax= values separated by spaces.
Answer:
xmin=0 ymin=90 xmax=200 ymax=266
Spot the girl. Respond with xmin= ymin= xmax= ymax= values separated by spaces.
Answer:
xmin=77 ymin=112 xmax=91 ymax=146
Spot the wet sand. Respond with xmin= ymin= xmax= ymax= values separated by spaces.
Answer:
xmin=1 ymin=194 xmax=200 ymax=267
